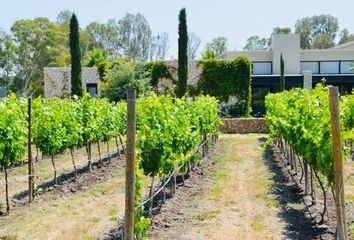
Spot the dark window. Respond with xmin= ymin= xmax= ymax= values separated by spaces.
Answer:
xmin=86 ymin=83 xmax=98 ymax=97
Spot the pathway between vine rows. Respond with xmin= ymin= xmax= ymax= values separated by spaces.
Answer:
xmin=147 ymin=134 xmax=340 ymax=240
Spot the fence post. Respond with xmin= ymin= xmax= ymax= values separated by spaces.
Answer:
xmin=328 ymin=86 xmax=348 ymax=240
xmin=27 ymin=98 xmax=34 ymax=202
xmin=124 ymin=89 xmax=136 ymax=240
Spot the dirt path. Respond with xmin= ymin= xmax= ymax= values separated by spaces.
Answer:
xmin=148 ymin=134 xmax=286 ymax=240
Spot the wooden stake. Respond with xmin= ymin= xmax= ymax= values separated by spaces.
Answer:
xmin=124 ymin=89 xmax=136 ymax=240
xmin=27 ymin=98 xmax=34 ymax=202
xmin=329 ymin=86 xmax=348 ymax=240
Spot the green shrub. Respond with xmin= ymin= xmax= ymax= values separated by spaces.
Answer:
xmin=101 ymin=60 xmax=151 ymax=102
xmin=144 ymin=61 xmax=173 ymax=88
xmin=197 ymin=56 xmax=252 ymax=116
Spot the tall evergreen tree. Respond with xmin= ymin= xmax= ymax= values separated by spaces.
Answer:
xmin=70 ymin=13 xmax=82 ymax=96
xmin=280 ymin=54 xmax=285 ymax=91
xmin=177 ymin=8 xmax=188 ymax=98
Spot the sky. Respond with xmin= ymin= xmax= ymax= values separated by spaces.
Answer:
xmin=1 ymin=0 xmax=354 ymax=59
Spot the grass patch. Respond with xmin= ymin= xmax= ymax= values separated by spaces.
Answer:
xmin=250 ymin=216 xmax=266 ymax=232
xmin=195 ymin=210 xmax=220 ymax=222
xmin=89 ymin=217 xmax=100 ymax=223
xmin=349 ymin=222 xmax=354 ymax=238
xmin=0 ymin=235 xmax=18 ymax=240
xmin=209 ymin=184 xmax=223 ymax=199
xmin=346 ymin=194 xmax=354 ymax=202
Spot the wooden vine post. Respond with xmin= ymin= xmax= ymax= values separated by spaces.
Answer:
xmin=27 ymin=98 xmax=34 ymax=202
xmin=328 ymin=86 xmax=348 ymax=240
xmin=124 ymin=89 xmax=136 ymax=240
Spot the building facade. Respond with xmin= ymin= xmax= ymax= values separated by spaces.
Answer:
xmin=44 ymin=67 xmax=100 ymax=98
xmin=221 ymin=34 xmax=354 ymax=115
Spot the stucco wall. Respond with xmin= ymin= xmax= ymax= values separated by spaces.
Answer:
xmin=272 ymin=34 xmax=300 ymax=74
xmin=301 ymin=49 xmax=354 ymax=61
xmin=221 ymin=118 xmax=268 ymax=134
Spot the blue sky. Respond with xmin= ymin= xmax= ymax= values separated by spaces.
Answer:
xmin=1 ymin=0 xmax=354 ymax=58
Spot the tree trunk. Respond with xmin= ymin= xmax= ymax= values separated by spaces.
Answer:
xmin=51 ymin=154 xmax=57 ymax=185
xmin=87 ymin=142 xmax=92 ymax=173
xmin=115 ymin=137 xmax=121 ymax=158
xmin=119 ymin=136 xmax=125 ymax=156
xmin=97 ymin=141 xmax=102 ymax=165
xmin=304 ymin=161 xmax=309 ymax=195
xmin=35 ymin=145 xmax=39 ymax=162
xmin=106 ymin=141 xmax=111 ymax=162
xmin=4 ymin=167 xmax=10 ymax=213
xmin=162 ymin=174 xmax=166 ymax=203
xmin=293 ymin=149 xmax=297 ymax=175
xmin=70 ymin=148 xmax=77 ymax=177
xmin=314 ymin=170 xmax=327 ymax=224
xmin=310 ymin=167 xmax=316 ymax=204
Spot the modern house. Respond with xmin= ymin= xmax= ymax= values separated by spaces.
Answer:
xmin=220 ymin=34 xmax=354 ymax=114
xmin=44 ymin=67 xmax=100 ymax=98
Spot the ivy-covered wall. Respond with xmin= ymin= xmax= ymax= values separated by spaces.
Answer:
xmin=197 ymin=56 xmax=252 ymax=116
xmin=144 ymin=61 xmax=173 ymax=88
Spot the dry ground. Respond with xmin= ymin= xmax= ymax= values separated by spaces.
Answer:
xmin=148 ymin=134 xmax=354 ymax=240
xmin=0 ymin=138 xmax=121 ymax=209
xmin=148 ymin=134 xmax=286 ymax=240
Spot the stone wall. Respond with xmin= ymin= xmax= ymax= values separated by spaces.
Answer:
xmin=221 ymin=118 xmax=268 ymax=134
xmin=44 ymin=67 xmax=100 ymax=98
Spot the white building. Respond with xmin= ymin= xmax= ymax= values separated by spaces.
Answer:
xmin=220 ymin=34 xmax=354 ymax=114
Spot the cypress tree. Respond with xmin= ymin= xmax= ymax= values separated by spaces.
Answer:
xmin=177 ymin=8 xmax=188 ymax=98
xmin=280 ymin=53 xmax=285 ymax=91
xmin=70 ymin=13 xmax=83 ymax=96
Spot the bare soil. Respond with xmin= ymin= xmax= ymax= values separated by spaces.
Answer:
xmin=0 ymin=151 xmax=128 ymax=240
xmin=147 ymin=134 xmax=352 ymax=240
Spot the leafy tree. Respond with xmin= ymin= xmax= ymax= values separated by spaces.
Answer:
xmin=177 ymin=8 xmax=188 ymax=98
xmin=188 ymin=32 xmax=201 ymax=60
xmin=280 ymin=54 xmax=285 ymax=91
xmin=101 ymin=60 xmax=150 ymax=102
xmin=205 ymin=37 xmax=227 ymax=57
xmin=272 ymin=27 xmax=292 ymax=34
xmin=11 ymin=17 xmax=67 ymax=96
xmin=85 ymin=48 xmax=111 ymax=81
xmin=70 ymin=13 xmax=83 ymax=97
xmin=312 ymin=33 xmax=335 ymax=49
xmin=243 ymin=35 xmax=268 ymax=51
xmin=84 ymin=20 xmax=121 ymax=55
xmin=294 ymin=17 xmax=312 ymax=49
xmin=118 ymin=13 xmax=152 ymax=61
xmin=295 ymin=14 xmax=339 ymax=49
xmin=0 ymin=31 xmax=15 ymax=88
xmin=149 ymin=32 xmax=169 ymax=60
xmin=56 ymin=10 xmax=73 ymax=25
xmin=338 ymin=29 xmax=354 ymax=45
xmin=201 ymin=48 xmax=216 ymax=60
